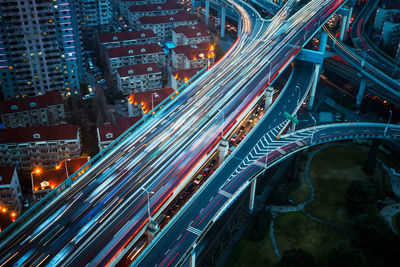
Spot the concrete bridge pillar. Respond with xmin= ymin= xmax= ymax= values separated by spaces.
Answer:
xmin=340 ymin=15 xmax=348 ymax=41
xmin=345 ymin=7 xmax=353 ymax=34
xmin=309 ymin=63 xmax=320 ymax=110
xmin=356 ymin=78 xmax=367 ymax=106
xmin=249 ymin=178 xmax=257 ymax=214
xmin=191 ymin=0 xmax=195 ymax=15
xmin=189 ymin=246 xmax=196 ymax=267
xmin=221 ymin=4 xmax=226 ymax=38
xmin=265 ymin=86 xmax=274 ymax=109
xmin=219 ymin=138 xmax=229 ymax=163
xmin=318 ymin=31 xmax=328 ymax=53
xmin=205 ymin=0 xmax=210 ymax=25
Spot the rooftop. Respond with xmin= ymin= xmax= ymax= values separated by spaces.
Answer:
xmin=0 ymin=91 xmax=63 ymax=115
xmin=99 ymin=30 xmax=157 ymax=43
xmin=173 ymin=25 xmax=211 ymax=38
xmin=98 ymin=116 xmax=142 ymax=142
xmin=107 ymin=43 xmax=164 ymax=58
xmin=138 ymin=10 xmax=197 ymax=25
xmin=117 ymin=63 xmax=161 ymax=77
xmin=172 ymin=67 xmax=203 ymax=81
xmin=171 ymin=43 xmax=209 ymax=54
xmin=0 ymin=124 xmax=78 ymax=144
xmin=0 ymin=166 xmax=15 ymax=185
xmin=128 ymin=1 xmax=183 ymax=13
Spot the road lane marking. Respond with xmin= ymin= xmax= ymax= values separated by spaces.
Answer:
xmin=277 ymin=147 xmax=286 ymax=155
xmin=187 ymin=226 xmax=202 ymax=236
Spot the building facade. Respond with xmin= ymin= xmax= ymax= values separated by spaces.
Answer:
xmin=119 ymin=0 xmax=167 ymax=19
xmin=78 ymin=0 xmax=111 ymax=32
xmin=99 ymin=30 xmax=158 ymax=48
xmin=0 ymin=91 xmax=66 ymax=128
xmin=0 ymin=166 xmax=22 ymax=216
xmin=0 ymin=0 xmax=84 ymax=100
xmin=171 ymin=67 xmax=202 ymax=89
xmin=0 ymin=124 xmax=80 ymax=169
xmin=127 ymin=1 xmax=183 ymax=29
xmin=106 ymin=43 xmax=166 ymax=73
xmin=116 ymin=63 xmax=163 ymax=95
xmin=138 ymin=11 xmax=197 ymax=42
xmin=172 ymin=25 xmax=211 ymax=46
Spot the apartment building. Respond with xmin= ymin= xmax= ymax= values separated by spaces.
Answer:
xmin=171 ymin=67 xmax=202 ymax=89
xmin=171 ymin=43 xmax=209 ymax=70
xmin=183 ymin=49 xmax=215 ymax=69
xmin=78 ymin=0 xmax=111 ymax=32
xmin=0 ymin=124 xmax=80 ymax=169
xmin=0 ymin=91 xmax=66 ymax=128
xmin=0 ymin=0 xmax=84 ymax=100
xmin=106 ymin=43 xmax=166 ymax=73
xmin=99 ymin=30 xmax=158 ymax=48
xmin=137 ymin=11 xmax=197 ymax=42
xmin=127 ymin=1 xmax=183 ymax=29
xmin=0 ymin=166 xmax=22 ymax=216
xmin=118 ymin=0 xmax=167 ymax=18
xmin=116 ymin=63 xmax=163 ymax=95
xmin=172 ymin=25 xmax=211 ymax=46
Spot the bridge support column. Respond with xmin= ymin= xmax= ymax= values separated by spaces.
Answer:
xmin=309 ymin=63 xmax=320 ymax=110
xmin=191 ymin=0 xmax=195 ymax=14
xmin=264 ymin=86 xmax=274 ymax=109
xmin=356 ymin=78 xmax=367 ymax=106
xmin=345 ymin=7 xmax=353 ymax=33
xmin=318 ymin=31 xmax=328 ymax=53
xmin=340 ymin=15 xmax=348 ymax=41
xmin=249 ymin=178 xmax=257 ymax=214
xmin=219 ymin=138 xmax=229 ymax=163
xmin=189 ymin=247 xmax=196 ymax=267
xmin=290 ymin=118 xmax=296 ymax=132
xmin=205 ymin=0 xmax=210 ymax=25
xmin=221 ymin=4 xmax=226 ymax=38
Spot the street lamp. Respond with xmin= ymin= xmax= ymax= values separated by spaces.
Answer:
xmin=141 ymin=187 xmax=154 ymax=222
xmin=384 ymin=110 xmax=392 ymax=136
xmin=309 ymin=113 xmax=317 ymax=144
xmin=151 ymin=92 xmax=159 ymax=111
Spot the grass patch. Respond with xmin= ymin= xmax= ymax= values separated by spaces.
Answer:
xmin=226 ymin=215 xmax=277 ymax=266
xmin=291 ymin=162 xmax=312 ymax=205
xmin=274 ymin=212 xmax=348 ymax=260
xmin=305 ymin=145 xmax=370 ymax=224
xmin=392 ymin=212 xmax=400 ymax=233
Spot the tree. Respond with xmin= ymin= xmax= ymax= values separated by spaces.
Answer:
xmin=276 ymin=248 xmax=316 ymax=267
xmin=344 ymin=180 xmax=377 ymax=216
xmin=348 ymin=214 xmax=400 ymax=266
xmin=326 ymin=242 xmax=366 ymax=267
xmin=249 ymin=209 xmax=271 ymax=241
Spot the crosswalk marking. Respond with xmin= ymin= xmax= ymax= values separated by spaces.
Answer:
xmin=187 ymin=226 xmax=202 ymax=236
xmin=218 ymin=189 xmax=233 ymax=198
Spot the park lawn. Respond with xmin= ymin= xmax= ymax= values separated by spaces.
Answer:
xmin=274 ymin=211 xmax=348 ymax=260
xmin=305 ymin=145 xmax=370 ymax=224
xmin=291 ymin=165 xmax=312 ymax=205
xmin=226 ymin=225 xmax=277 ymax=267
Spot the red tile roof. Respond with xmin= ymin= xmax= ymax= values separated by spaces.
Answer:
xmin=98 ymin=116 xmax=142 ymax=142
xmin=173 ymin=25 xmax=211 ymax=38
xmin=0 ymin=166 xmax=15 ymax=185
xmin=138 ymin=10 xmax=197 ymax=25
xmin=32 ymin=157 xmax=89 ymax=191
xmin=172 ymin=43 xmax=209 ymax=54
xmin=128 ymin=1 xmax=183 ymax=13
xmin=99 ymin=30 xmax=157 ymax=43
xmin=0 ymin=91 xmax=63 ymax=115
xmin=0 ymin=124 xmax=78 ymax=144
xmin=117 ymin=63 xmax=161 ymax=77
xmin=129 ymin=88 xmax=176 ymax=114
xmin=107 ymin=43 xmax=164 ymax=58
xmin=172 ymin=67 xmax=203 ymax=80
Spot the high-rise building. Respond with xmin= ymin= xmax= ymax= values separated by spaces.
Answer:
xmin=78 ymin=0 xmax=111 ymax=32
xmin=0 ymin=0 xmax=84 ymax=100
